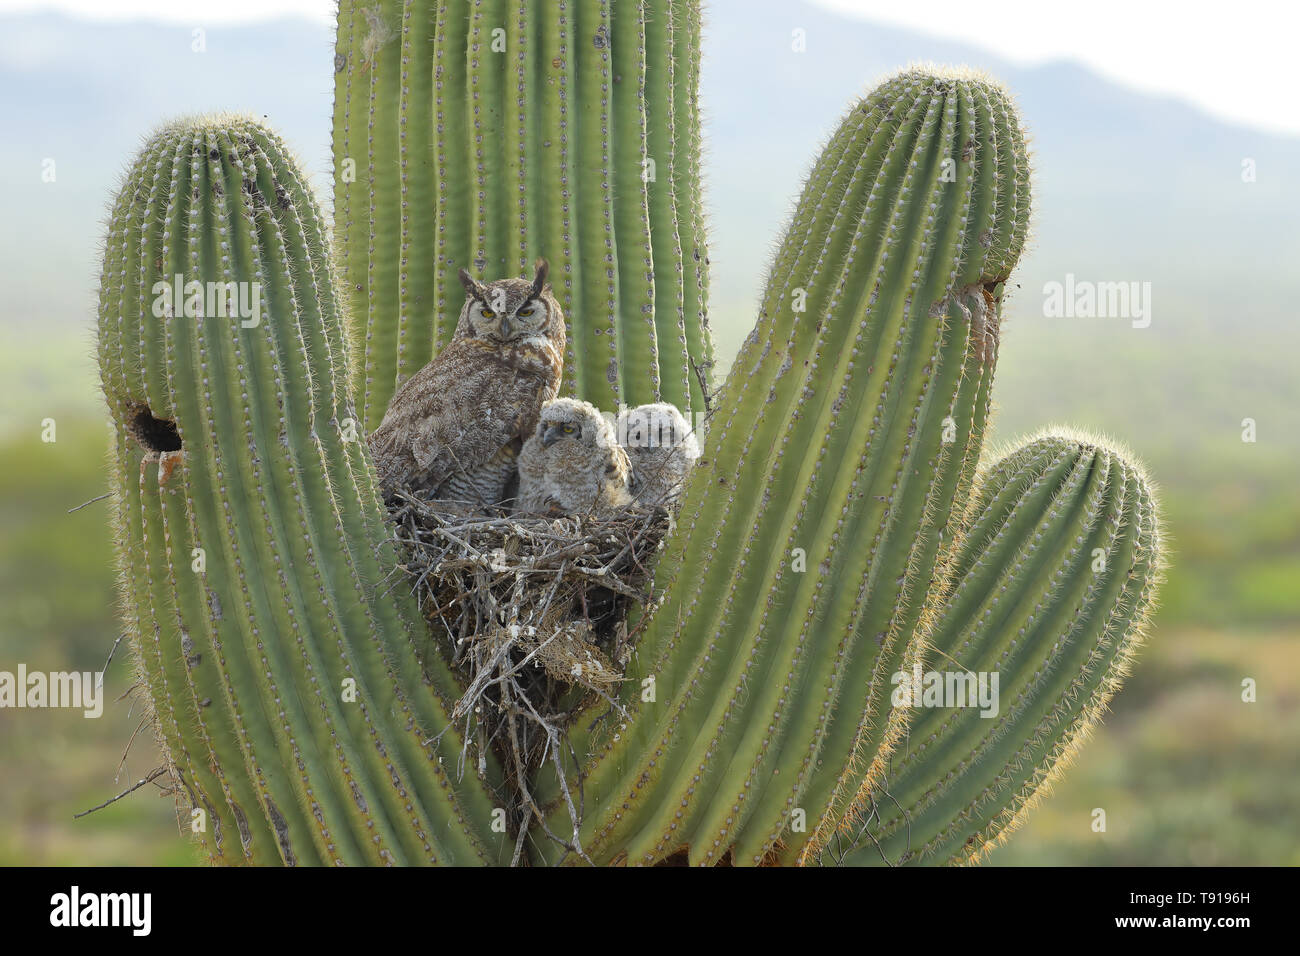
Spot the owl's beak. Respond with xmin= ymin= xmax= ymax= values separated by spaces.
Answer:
xmin=497 ymin=315 xmax=513 ymax=341
xmin=542 ymin=424 xmax=566 ymax=447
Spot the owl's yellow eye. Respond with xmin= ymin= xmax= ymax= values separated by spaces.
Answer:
xmin=480 ymin=308 xmax=496 ymax=318
xmin=518 ymin=306 xmax=535 ymax=317
xmin=562 ymin=424 xmax=576 ymax=434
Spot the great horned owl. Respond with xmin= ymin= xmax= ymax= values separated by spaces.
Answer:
xmin=517 ymin=398 xmax=633 ymax=517
xmin=368 ymin=259 xmax=566 ymax=506
xmin=617 ymin=402 xmax=701 ymax=507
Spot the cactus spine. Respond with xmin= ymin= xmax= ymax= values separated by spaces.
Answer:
xmin=332 ymin=0 xmax=712 ymax=429
xmin=533 ymin=68 xmax=1031 ymax=865
xmin=98 ymin=117 xmax=506 ymax=865
xmin=840 ymin=434 xmax=1163 ymax=864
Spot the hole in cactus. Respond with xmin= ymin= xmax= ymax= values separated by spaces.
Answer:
xmin=127 ymin=403 xmax=182 ymax=454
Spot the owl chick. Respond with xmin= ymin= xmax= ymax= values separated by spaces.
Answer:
xmin=516 ymin=399 xmax=633 ymax=517
xmin=368 ymin=259 xmax=566 ymax=507
xmin=617 ymin=402 xmax=701 ymax=507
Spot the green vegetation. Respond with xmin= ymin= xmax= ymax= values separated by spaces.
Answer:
xmin=0 ymin=414 xmax=199 ymax=865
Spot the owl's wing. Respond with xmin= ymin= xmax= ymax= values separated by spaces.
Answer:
xmin=409 ymin=354 xmax=551 ymax=494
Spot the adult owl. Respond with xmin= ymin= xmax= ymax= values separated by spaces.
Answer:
xmin=368 ymin=259 xmax=566 ymax=506
xmin=616 ymin=402 xmax=701 ymax=507
xmin=516 ymin=398 xmax=632 ymax=517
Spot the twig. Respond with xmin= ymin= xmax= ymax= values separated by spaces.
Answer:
xmin=74 ymin=766 xmax=171 ymax=819
xmin=116 ymin=714 xmax=150 ymax=780
xmin=67 ymin=492 xmax=113 ymax=514
xmin=96 ymin=634 xmax=125 ymax=690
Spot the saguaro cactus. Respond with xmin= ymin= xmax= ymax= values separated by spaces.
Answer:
xmin=97 ymin=1 xmax=1165 ymax=865
xmin=332 ymin=0 xmax=712 ymax=428
xmin=98 ymin=116 xmax=504 ymax=865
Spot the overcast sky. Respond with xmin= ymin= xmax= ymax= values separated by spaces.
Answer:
xmin=3 ymin=0 xmax=1296 ymax=136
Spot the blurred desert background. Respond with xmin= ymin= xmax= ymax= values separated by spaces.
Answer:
xmin=0 ymin=0 xmax=1296 ymax=865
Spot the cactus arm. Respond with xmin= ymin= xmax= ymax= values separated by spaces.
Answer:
xmin=107 ymin=132 xmax=335 ymax=865
xmin=732 ymin=92 xmax=1009 ymax=866
xmin=839 ymin=434 xmax=1163 ymax=865
xmin=789 ymin=84 xmax=1034 ymax=863
xmin=99 ymin=117 xmax=505 ymax=866
xmin=663 ymin=90 xmax=971 ymax=864
xmin=98 ymin=139 xmax=210 ymax=862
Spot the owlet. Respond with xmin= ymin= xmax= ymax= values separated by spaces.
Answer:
xmin=517 ymin=398 xmax=632 ymax=518
xmin=617 ymin=402 xmax=701 ymax=507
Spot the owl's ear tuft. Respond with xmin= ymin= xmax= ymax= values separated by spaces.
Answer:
xmin=458 ymin=268 xmax=482 ymax=299
xmin=530 ymin=258 xmax=550 ymax=298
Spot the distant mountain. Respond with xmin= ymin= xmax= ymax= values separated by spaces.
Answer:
xmin=2 ymin=2 xmax=1297 ymax=366
xmin=0 ymin=14 xmax=336 ymax=334
xmin=699 ymin=0 xmax=1300 ymax=361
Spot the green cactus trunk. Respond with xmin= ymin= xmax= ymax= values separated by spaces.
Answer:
xmin=838 ymin=434 xmax=1163 ymax=865
xmin=332 ymin=0 xmax=712 ymax=429
xmin=533 ymin=68 xmax=1031 ymax=866
xmin=98 ymin=117 xmax=507 ymax=866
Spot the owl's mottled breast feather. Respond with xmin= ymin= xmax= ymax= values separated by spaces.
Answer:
xmin=367 ymin=336 xmax=562 ymax=496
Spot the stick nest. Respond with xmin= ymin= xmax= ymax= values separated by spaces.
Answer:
xmin=386 ymin=490 xmax=669 ymax=854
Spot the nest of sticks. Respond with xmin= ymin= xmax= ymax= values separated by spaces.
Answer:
xmin=386 ymin=489 xmax=669 ymax=854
